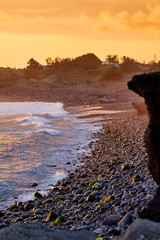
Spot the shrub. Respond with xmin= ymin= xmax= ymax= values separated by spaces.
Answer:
xmin=99 ymin=66 xmax=122 ymax=82
xmin=24 ymin=69 xmax=48 ymax=80
xmin=120 ymin=56 xmax=139 ymax=73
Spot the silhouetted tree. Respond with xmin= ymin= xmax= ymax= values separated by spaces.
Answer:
xmin=27 ymin=58 xmax=42 ymax=70
xmin=60 ymin=58 xmax=73 ymax=70
xmin=46 ymin=56 xmax=73 ymax=71
xmin=73 ymin=53 xmax=101 ymax=69
xmin=46 ymin=57 xmax=54 ymax=66
xmin=105 ymin=55 xmax=119 ymax=64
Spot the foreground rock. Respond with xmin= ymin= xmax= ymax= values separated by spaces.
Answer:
xmin=128 ymin=71 xmax=160 ymax=185
xmin=119 ymin=218 xmax=160 ymax=240
xmin=0 ymin=222 xmax=95 ymax=240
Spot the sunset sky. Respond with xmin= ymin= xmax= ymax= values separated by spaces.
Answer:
xmin=1 ymin=0 xmax=160 ymax=67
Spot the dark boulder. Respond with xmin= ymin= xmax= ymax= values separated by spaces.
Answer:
xmin=128 ymin=71 xmax=160 ymax=185
xmin=119 ymin=218 xmax=160 ymax=240
xmin=0 ymin=222 xmax=95 ymax=240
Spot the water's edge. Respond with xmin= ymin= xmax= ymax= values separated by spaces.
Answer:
xmin=0 ymin=102 xmax=132 ymax=210
xmin=0 ymin=102 xmax=103 ymax=209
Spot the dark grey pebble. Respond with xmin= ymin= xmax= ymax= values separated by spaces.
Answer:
xmin=103 ymin=215 xmax=121 ymax=226
xmin=31 ymin=183 xmax=38 ymax=188
xmin=66 ymin=162 xmax=71 ymax=165
xmin=24 ymin=203 xmax=33 ymax=211
xmin=4 ymin=219 xmax=11 ymax=225
xmin=64 ymin=220 xmax=74 ymax=226
xmin=118 ymin=213 xmax=132 ymax=228
xmin=22 ymin=214 xmax=30 ymax=219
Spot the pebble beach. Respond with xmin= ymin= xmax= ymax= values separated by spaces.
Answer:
xmin=0 ymin=114 xmax=157 ymax=239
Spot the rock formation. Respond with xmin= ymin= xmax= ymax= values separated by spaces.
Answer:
xmin=128 ymin=71 xmax=160 ymax=185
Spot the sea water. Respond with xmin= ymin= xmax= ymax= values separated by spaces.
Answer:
xmin=0 ymin=102 xmax=101 ymax=209
xmin=0 ymin=102 xmax=130 ymax=209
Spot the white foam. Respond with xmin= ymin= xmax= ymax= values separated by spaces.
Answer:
xmin=43 ymin=129 xmax=61 ymax=136
xmin=0 ymin=102 xmax=67 ymax=117
xmin=15 ymin=115 xmax=52 ymax=126
xmin=0 ymin=102 xmax=66 ymax=136
xmin=8 ymin=128 xmax=60 ymax=136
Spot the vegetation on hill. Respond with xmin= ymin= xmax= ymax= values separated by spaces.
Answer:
xmin=0 ymin=69 xmax=25 ymax=88
xmin=120 ymin=56 xmax=139 ymax=73
xmin=148 ymin=61 xmax=160 ymax=72
xmin=99 ymin=66 xmax=122 ymax=83
xmin=0 ymin=52 xmax=158 ymax=88
xmin=99 ymin=55 xmax=140 ymax=83
xmin=105 ymin=55 xmax=119 ymax=65
xmin=73 ymin=53 xmax=101 ymax=69
xmin=45 ymin=53 xmax=101 ymax=71
xmin=27 ymin=58 xmax=43 ymax=70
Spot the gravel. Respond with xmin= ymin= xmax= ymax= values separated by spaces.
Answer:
xmin=0 ymin=115 xmax=157 ymax=239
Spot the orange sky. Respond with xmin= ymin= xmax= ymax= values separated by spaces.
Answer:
xmin=0 ymin=0 xmax=160 ymax=67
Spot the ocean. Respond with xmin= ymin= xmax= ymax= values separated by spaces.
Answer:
xmin=0 ymin=102 xmax=129 ymax=210
xmin=0 ymin=102 xmax=102 ymax=209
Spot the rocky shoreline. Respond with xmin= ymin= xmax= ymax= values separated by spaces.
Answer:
xmin=0 ymin=115 xmax=157 ymax=239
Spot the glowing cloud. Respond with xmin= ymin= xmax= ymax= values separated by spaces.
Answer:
xmin=0 ymin=0 xmax=160 ymax=67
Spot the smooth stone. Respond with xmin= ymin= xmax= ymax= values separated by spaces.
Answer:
xmin=22 ymin=214 xmax=30 ymax=219
xmin=86 ymin=194 xmax=96 ymax=202
xmin=93 ymin=228 xmax=104 ymax=235
xmin=0 ymin=212 xmax=5 ymax=218
xmin=118 ymin=213 xmax=132 ymax=228
xmin=70 ymin=226 xmax=77 ymax=232
xmin=31 ymin=183 xmax=38 ymax=188
xmin=4 ymin=219 xmax=11 ymax=225
xmin=23 ymin=203 xmax=33 ymax=211
xmin=92 ymin=183 xmax=103 ymax=189
xmin=115 ymin=226 xmax=122 ymax=232
xmin=64 ymin=220 xmax=74 ymax=226
xmin=15 ymin=218 xmax=23 ymax=223
xmin=34 ymin=210 xmax=43 ymax=215
xmin=66 ymin=162 xmax=71 ymax=165
xmin=46 ymin=192 xmax=55 ymax=198
xmin=122 ymin=194 xmax=130 ymax=200
xmin=103 ymin=215 xmax=121 ymax=226
xmin=84 ymin=191 xmax=92 ymax=197
xmin=77 ymin=225 xmax=89 ymax=230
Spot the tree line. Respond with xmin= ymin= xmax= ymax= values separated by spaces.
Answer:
xmin=26 ymin=53 xmax=157 ymax=82
xmin=27 ymin=53 xmax=141 ymax=72
xmin=27 ymin=53 xmax=102 ymax=71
